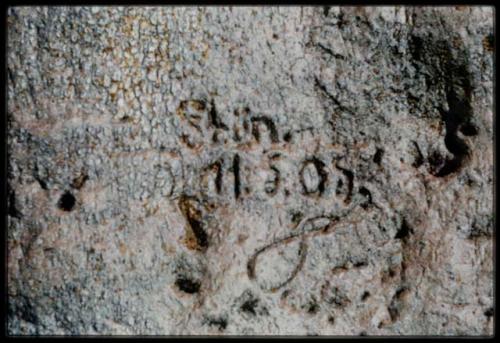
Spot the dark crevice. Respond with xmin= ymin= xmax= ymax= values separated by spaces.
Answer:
xmin=232 ymin=154 xmax=241 ymax=199
xmin=34 ymin=176 xmax=48 ymax=190
xmin=408 ymin=31 xmax=475 ymax=178
xmin=354 ymin=261 xmax=368 ymax=268
xmin=430 ymin=87 xmax=472 ymax=177
xmin=317 ymin=42 xmax=346 ymax=60
xmin=388 ymin=304 xmax=399 ymax=322
xmin=14 ymin=295 xmax=38 ymax=325
xmin=388 ymin=287 xmax=408 ymax=323
xmin=314 ymin=77 xmax=356 ymax=116
xmin=8 ymin=189 xmax=22 ymax=219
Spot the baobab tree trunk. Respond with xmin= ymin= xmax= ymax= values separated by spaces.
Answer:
xmin=6 ymin=6 xmax=494 ymax=336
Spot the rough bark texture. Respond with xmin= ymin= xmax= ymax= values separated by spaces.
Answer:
xmin=7 ymin=6 xmax=494 ymax=336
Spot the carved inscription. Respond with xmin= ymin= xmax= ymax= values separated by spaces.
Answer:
xmin=175 ymin=99 xmax=356 ymax=204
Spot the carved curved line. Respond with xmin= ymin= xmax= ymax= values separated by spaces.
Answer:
xmin=335 ymin=164 xmax=354 ymax=204
xmin=268 ymin=239 xmax=307 ymax=292
xmin=265 ymin=166 xmax=280 ymax=196
xmin=164 ymin=164 xmax=175 ymax=197
xmin=251 ymin=116 xmax=279 ymax=143
xmin=247 ymin=215 xmax=340 ymax=291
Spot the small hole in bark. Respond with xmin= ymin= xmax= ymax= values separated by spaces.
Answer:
xmin=241 ymin=298 xmax=259 ymax=316
xmin=389 ymin=268 xmax=397 ymax=278
xmin=484 ymin=307 xmax=494 ymax=318
xmin=361 ymin=291 xmax=370 ymax=301
xmin=395 ymin=218 xmax=413 ymax=240
xmin=373 ymin=148 xmax=384 ymax=165
xmin=359 ymin=187 xmax=372 ymax=209
xmin=175 ymin=277 xmax=200 ymax=294
xmin=354 ymin=261 xmax=367 ymax=268
xmin=58 ymin=191 xmax=76 ymax=211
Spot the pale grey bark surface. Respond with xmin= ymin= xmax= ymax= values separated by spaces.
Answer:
xmin=7 ymin=6 xmax=494 ymax=335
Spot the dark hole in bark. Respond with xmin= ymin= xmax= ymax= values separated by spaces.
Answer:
xmin=460 ymin=122 xmax=478 ymax=136
xmin=206 ymin=317 xmax=227 ymax=331
xmin=58 ymin=191 xmax=76 ymax=211
xmin=241 ymin=298 xmax=259 ymax=316
xmin=373 ymin=148 xmax=384 ymax=165
xmin=359 ymin=187 xmax=372 ymax=209
xmin=175 ymin=277 xmax=201 ymax=294
xmin=484 ymin=307 xmax=494 ymax=318
xmin=395 ymin=219 xmax=413 ymax=240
